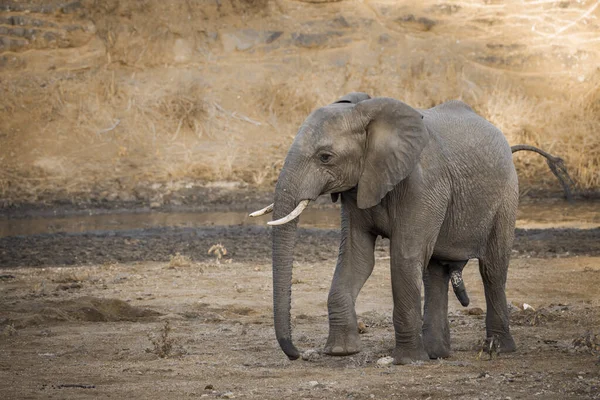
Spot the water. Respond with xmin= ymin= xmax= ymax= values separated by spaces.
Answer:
xmin=0 ymin=201 xmax=597 ymax=238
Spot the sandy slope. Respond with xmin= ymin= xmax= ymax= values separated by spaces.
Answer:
xmin=1 ymin=0 xmax=599 ymax=206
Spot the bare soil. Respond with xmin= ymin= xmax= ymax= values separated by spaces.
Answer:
xmin=1 ymin=203 xmax=599 ymax=399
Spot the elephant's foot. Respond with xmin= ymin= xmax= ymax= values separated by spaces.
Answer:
xmin=496 ymin=333 xmax=516 ymax=353
xmin=392 ymin=345 xmax=429 ymax=365
xmin=423 ymin=339 xmax=451 ymax=359
xmin=482 ymin=332 xmax=516 ymax=356
xmin=324 ymin=328 xmax=361 ymax=356
xmin=423 ymin=326 xmax=451 ymax=359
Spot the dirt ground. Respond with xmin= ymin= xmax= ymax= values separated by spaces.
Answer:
xmin=1 ymin=199 xmax=599 ymax=399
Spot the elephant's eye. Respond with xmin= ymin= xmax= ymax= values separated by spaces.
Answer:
xmin=319 ymin=153 xmax=333 ymax=164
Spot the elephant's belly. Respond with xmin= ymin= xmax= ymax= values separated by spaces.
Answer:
xmin=432 ymin=241 xmax=478 ymax=262
xmin=432 ymin=213 xmax=494 ymax=260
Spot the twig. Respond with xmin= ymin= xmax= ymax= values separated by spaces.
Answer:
xmin=97 ymin=119 xmax=121 ymax=134
xmin=231 ymin=111 xmax=262 ymax=126
xmin=213 ymin=102 xmax=262 ymax=126
xmin=549 ymin=1 xmax=599 ymax=38
xmin=55 ymin=384 xmax=96 ymax=389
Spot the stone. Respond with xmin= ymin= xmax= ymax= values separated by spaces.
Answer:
xmin=376 ymin=356 xmax=394 ymax=366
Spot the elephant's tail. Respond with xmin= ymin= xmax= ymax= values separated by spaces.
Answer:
xmin=511 ymin=144 xmax=575 ymax=201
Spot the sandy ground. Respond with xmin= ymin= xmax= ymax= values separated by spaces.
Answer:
xmin=1 ymin=206 xmax=599 ymax=399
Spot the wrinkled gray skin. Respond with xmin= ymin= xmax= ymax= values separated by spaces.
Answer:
xmin=272 ymin=93 xmax=523 ymax=365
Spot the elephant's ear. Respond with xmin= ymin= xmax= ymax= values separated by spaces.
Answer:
xmin=333 ymin=92 xmax=371 ymax=104
xmin=354 ymin=98 xmax=429 ymax=209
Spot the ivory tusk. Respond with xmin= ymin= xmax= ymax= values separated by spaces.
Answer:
xmin=267 ymin=200 xmax=310 ymax=226
xmin=249 ymin=203 xmax=274 ymax=217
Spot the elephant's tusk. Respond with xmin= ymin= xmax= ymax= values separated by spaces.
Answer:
xmin=267 ymin=200 xmax=310 ymax=226
xmin=249 ymin=203 xmax=274 ymax=217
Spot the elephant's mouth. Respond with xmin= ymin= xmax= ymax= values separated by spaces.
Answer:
xmin=250 ymin=199 xmax=311 ymax=226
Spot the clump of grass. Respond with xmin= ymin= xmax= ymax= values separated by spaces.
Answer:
xmin=146 ymin=321 xmax=175 ymax=358
xmin=257 ymin=78 xmax=332 ymax=129
xmin=359 ymin=311 xmax=392 ymax=328
xmin=168 ymin=253 xmax=192 ymax=269
xmin=52 ymin=269 xmax=89 ymax=284
xmin=2 ymin=324 xmax=17 ymax=337
xmin=208 ymin=244 xmax=228 ymax=264
xmin=572 ymin=331 xmax=600 ymax=355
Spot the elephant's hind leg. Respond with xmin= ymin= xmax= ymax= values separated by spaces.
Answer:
xmin=423 ymin=259 xmax=466 ymax=359
xmin=479 ymin=214 xmax=517 ymax=353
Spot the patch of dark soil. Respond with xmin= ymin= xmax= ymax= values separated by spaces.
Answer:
xmin=0 ymin=186 xmax=279 ymax=219
xmin=1 ymin=224 xmax=599 ymax=268
xmin=0 ymin=225 xmax=340 ymax=267
xmin=513 ymin=228 xmax=600 ymax=257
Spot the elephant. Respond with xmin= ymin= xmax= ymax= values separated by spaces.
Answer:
xmin=250 ymin=92 xmax=573 ymax=365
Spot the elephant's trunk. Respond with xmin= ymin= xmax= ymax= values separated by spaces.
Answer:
xmin=271 ymin=168 xmax=303 ymax=360
xmin=272 ymin=220 xmax=300 ymax=359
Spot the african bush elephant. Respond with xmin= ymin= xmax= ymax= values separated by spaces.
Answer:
xmin=250 ymin=93 xmax=572 ymax=365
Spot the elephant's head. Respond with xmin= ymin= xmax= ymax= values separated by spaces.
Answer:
xmin=251 ymin=93 xmax=430 ymax=359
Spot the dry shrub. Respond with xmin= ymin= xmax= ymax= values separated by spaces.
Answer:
xmin=168 ymin=253 xmax=193 ymax=269
xmin=474 ymin=78 xmax=600 ymax=192
xmin=257 ymin=78 xmax=330 ymax=128
xmin=146 ymin=321 xmax=175 ymax=358
xmin=0 ymin=70 xmax=217 ymax=205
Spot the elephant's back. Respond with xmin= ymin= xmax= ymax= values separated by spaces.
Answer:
xmin=422 ymin=100 xmax=518 ymax=259
xmin=422 ymin=100 xmax=514 ymax=172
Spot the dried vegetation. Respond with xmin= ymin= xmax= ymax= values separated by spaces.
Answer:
xmin=0 ymin=0 xmax=598 ymax=206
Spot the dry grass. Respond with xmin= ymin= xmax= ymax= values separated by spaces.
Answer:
xmin=168 ymin=253 xmax=193 ymax=269
xmin=0 ymin=0 xmax=598 ymax=205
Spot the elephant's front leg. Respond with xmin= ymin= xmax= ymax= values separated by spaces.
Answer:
xmin=324 ymin=227 xmax=376 ymax=356
xmin=390 ymin=245 xmax=430 ymax=365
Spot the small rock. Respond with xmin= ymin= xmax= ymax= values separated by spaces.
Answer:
xmin=523 ymin=303 xmax=535 ymax=311
xmin=301 ymin=349 xmax=321 ymax=361
xmin=376 ymin=356 xmax=394 ymax=366
xmin=219 ymin=392 xmax=234 ymax=399
xmin=357 ymin=321 xmax=367 ymax=334
xmin=291 ymin=32 xmax=332 ymax=48
xmin=204 ymin=384 xmax=214 ymax=390
xmin=56 ymin=283 xmax=82 ymax=291
xmin=468 ymin=307 xmax=484 ymax=316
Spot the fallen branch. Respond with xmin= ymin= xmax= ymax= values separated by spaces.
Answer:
xmin=213 ymin=102 xmax=262 ymax=126
xmin=55 ymin=384 xmax=96 ymax=389
xmin=97 ymin=119 xmax=121 ymax=134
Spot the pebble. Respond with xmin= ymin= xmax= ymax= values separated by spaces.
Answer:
xmin=376 ymin=356 xmax=394 ymax=366
xmin=358 ymin=321 xmax=368 ymax=334
xmin=301 ymin=349 xmax=321 ymax=361
xmin=467 ymin=307 xmax=484 ymax=316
